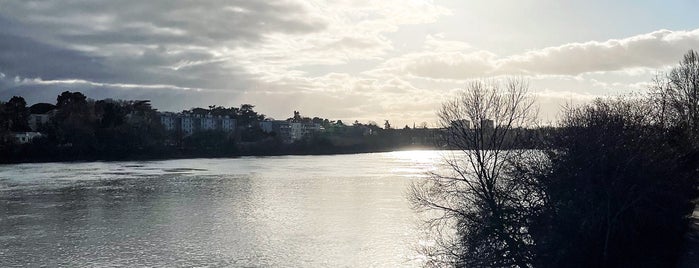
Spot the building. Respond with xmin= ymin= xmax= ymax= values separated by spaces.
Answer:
xmin=290 ymin=122 xmax=304 ymax=141
xmin=259 ymin=120 xmax=317 ymax=143
xmin=302 ymin=123 xmax=324 ymax=136
xmin=450 ymin=119 xmax=471 ymax=130
xmin=13 ymin=132 xmax=43 ymax=144
xmin=481 ymin=119 xmax=495 ymax=129
xmin=27 ymin=103 xmax=56 ymax=131
xmin=274 ymin=121 xmax=292 ymax=142
xmin=160 ymin=112 xmax=178 ymax=131
xmin=449 ymin=119 xmax=492 ymax=129
xmin=201 ymin=114 xmax=217 ymax=130
xmin=259 ymin=121 xmax=275 ymax=133
xmin=158 ymin=112 xmax=237 ymax=136
xmin=28 ymin=114 xmax=51 ymax=131
xmin=260 ymin=120 xmax=292 ymax=142
xmin=290 ymin=122 xmax=324 ymax=141
xmin=220 ymin=116 xmax=235 ymax=131
xmin=180 ymin=115 xmax=195 ymax=135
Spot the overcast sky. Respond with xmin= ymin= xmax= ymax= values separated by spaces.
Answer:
xmin=1 ymin=0 xmax=698 ymax=126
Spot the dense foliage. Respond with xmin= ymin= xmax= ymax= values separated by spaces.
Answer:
xmin=531 ymin=99 xmax=699 ymax=267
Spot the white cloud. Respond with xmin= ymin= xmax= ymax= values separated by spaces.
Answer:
xmin=424 ymin=34 xmax=472 ymax=52
xmin=500 ymin=29 xmax=699 ymax=75
xmin=374 ymin=50 xmax=497 ymax=80
xmin=382 ymin=29 xmax=699 ymax=80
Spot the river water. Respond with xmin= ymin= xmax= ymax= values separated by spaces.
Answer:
xmin=0 ymin=150 xmax=447 ymax=267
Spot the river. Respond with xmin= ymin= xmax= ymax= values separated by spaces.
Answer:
xmin=0 ymin=150 xmax=447 ymax=267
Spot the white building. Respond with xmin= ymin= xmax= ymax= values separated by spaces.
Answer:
xmin=28 ymin=103 xmax=55 ymax=131
xmin=304 ymin=123 xmax=323 ymax=133
xmin=181 ymin=116 xmax=195 ymax=135
xmin=221 ymin=116 xmax=235 ymax=131
xmin=290 ymin=122 xmax=305 ymax=141
xmin=160 ymin=113 xmax=178 ymax=131
xmin=289 ymin=122 xmax=324 ymax=141
xmin=201 ymin=115 xmax=217 ymax=130
xmin=13 ymin=132 xmax=43 ymax=144
xmin=157 ymin=112 xmax=236 ymax=136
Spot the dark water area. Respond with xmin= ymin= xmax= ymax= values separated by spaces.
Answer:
xmin=0 ymin=151 xmax=446 ymax=267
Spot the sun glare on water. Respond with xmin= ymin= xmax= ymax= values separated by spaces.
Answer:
xmin=388 ymin=150 xmax=443 ymax=167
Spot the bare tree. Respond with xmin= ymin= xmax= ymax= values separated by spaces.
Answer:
xmin=652 ymin=50 xmax=699 ymax=137
xmin=410 ymin=78 xmax=539 ymax=267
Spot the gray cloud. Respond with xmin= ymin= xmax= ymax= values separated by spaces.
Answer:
xmin=0 ymin=0 xmax=453 ymax=126
xmin=0 ymin=1 xmax=325 ymax=46
xmin=0 ymin=32 xmax=110 ymax=81
xmin=0 ymin=79 xmax=242 ymax=113
xmin=0 ymin=0 xmax=326 ymax=91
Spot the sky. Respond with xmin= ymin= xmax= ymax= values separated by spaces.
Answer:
xmin=1 ymin=0 xmax=699 ymax=127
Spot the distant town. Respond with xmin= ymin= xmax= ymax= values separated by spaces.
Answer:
xmin=0 ymin=91 xmax=462 ymax=163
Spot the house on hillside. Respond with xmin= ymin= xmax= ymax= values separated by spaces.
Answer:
xmin=28 ymin=103 xmax=56 ymax=131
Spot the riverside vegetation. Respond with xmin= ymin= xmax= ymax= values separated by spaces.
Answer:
xmin=0 ymin=93 xmax=448 ymax=163
xmin=411 ymin=50 xmax=699 ymax=267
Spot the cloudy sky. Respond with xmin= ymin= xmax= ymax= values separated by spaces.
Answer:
xmin=1 ymin=0 xmax=698 ymax=126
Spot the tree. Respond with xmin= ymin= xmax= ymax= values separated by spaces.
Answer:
xmin=532 ymin=98 xmax=699 ymax=267
xmin=56 ymin=91 xmax=88 ymax=110
xmin=410 ymin=78 xmax=537 ymax=267
xmin=0 ymin=101 xmax=8 ymax=133
xmin=653 ymin=49 xmax=699 ymax=143
xmin=29 ymin=103 xmax=56 ymax=114
xmin=238 ymin=104 xmax=264 ymax=127
xmin=95 ymin=100 xmax=126 ymax=128
xmin=5 ymin=96 xmax=30 ymax=131
xmin=50 ymin=91 xmax=97 ymax=154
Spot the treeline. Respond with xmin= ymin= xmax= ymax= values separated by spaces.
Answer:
xmin=0 ymin=92 xmax=446 ymax=163
xmin=412 ymin=50 xmax=699 ymax=267
xmin=1 ymin=91 xmax=168 ymax=162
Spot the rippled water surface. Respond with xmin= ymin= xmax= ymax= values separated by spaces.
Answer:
xmin=0 ymin=151 xmax=447 ymax=267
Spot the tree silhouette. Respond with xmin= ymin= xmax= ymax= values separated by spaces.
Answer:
xmin=5 ymin=96 xmax=30 ymax=131
xmin=531 ymin=98 xmax=699 ymax=267
xmin=411 ymin=78 xmax=537 ymax=267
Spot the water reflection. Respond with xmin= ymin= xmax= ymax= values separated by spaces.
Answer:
xmin=0 ymin=151 xmax=444 ymax=267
